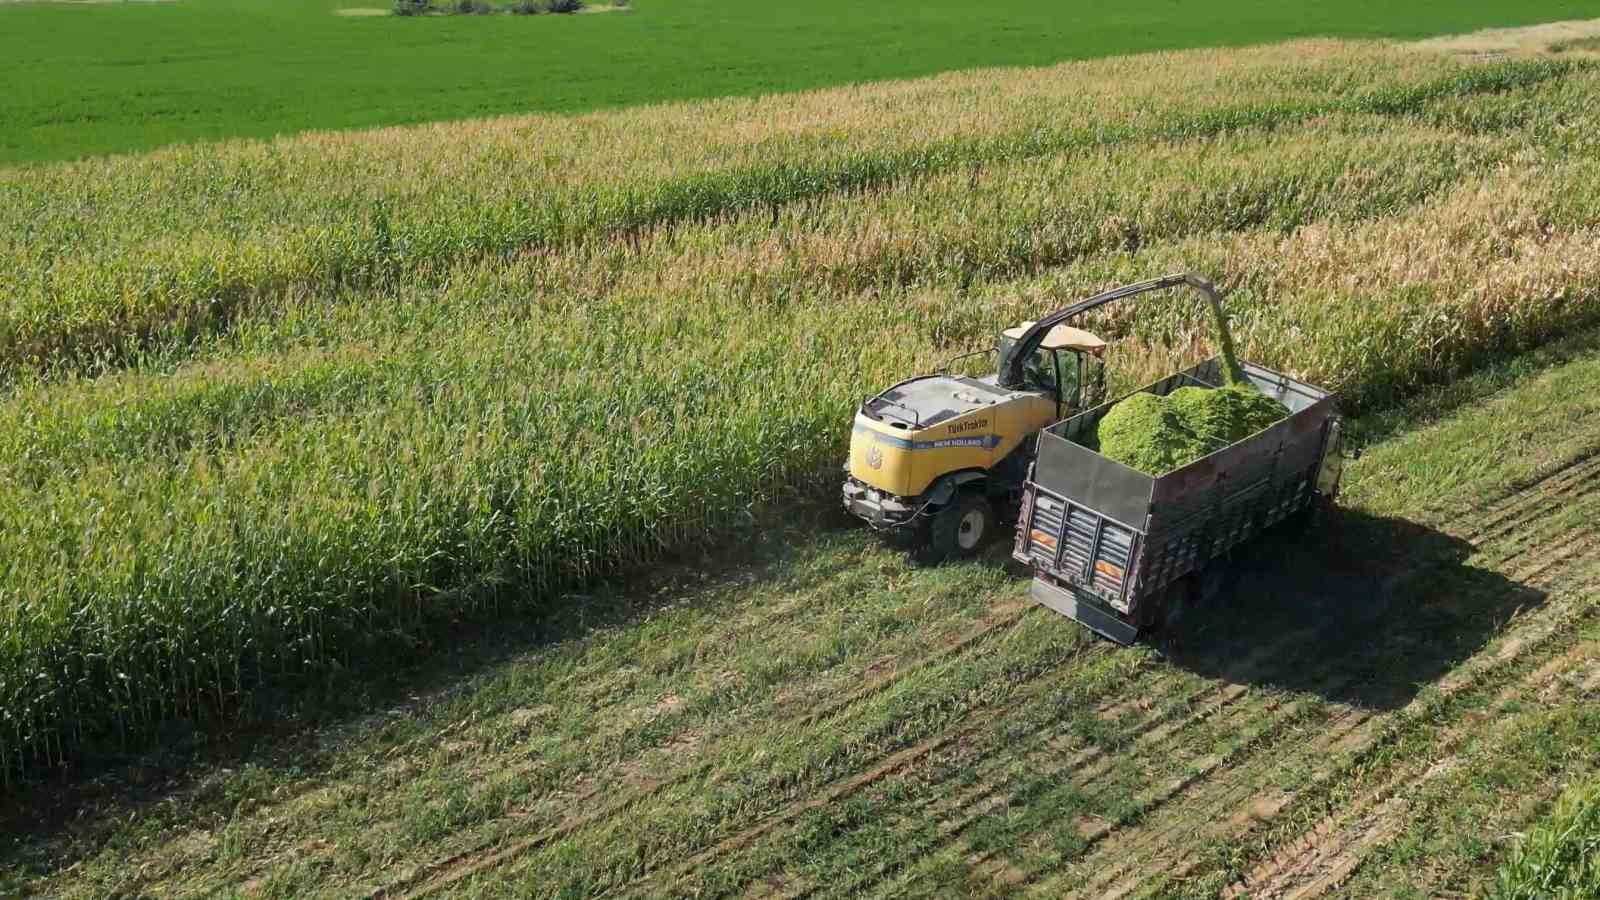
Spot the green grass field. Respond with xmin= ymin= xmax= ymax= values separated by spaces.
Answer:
xmin=0 ymin=0 xmax=1594 ymax=164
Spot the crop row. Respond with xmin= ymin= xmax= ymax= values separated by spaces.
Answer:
xmin=0 ymin=46 xmax=1581 ymax=379
xmin=1 ymin=52 xmax=1598 ymax=781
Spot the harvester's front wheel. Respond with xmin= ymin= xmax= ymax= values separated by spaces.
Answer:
xmin=926 ymin=493 xmax=995 ymax=563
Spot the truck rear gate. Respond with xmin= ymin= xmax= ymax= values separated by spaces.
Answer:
xmin=1013 ymin=357 xmax=1344 ymax=643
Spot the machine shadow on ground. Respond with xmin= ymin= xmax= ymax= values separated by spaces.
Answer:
xmin=1156 ymin=507 xmax=1546 ymax=711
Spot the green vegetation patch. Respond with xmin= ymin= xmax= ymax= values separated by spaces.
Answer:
xmin=1095 ymin=284 xmax=1289 ymax=475
xmin=1491 ymin=778 xmax=1600 ymax=900
xmin=1099 ymin=384 xmax=1287 ymax=475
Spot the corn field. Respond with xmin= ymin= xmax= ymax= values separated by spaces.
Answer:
xmin=1 ymin=40 xmax=1598 ymax=781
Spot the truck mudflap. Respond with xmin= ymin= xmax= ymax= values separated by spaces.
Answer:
xmin=1030 ymin=576 xmax=1139 ymax=645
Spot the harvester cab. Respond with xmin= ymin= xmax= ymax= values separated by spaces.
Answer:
xmin=841 ymin=273 xmax=1225 ymax=561
xmin=842 ymin=320 xmax=1109 ymax=561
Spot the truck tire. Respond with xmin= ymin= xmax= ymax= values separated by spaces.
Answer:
xmin=926 ymin=493 xmax=995 ymax=563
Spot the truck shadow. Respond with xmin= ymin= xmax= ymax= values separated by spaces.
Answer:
xmin=1156 ymin=507 xmax=1547 ymax=711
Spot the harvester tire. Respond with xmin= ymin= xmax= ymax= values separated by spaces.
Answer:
xmin=926 ymin=493 xmax=994 ymax=563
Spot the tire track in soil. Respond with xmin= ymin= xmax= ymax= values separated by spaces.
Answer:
xmin=1089 ymin=708 xmax=1379 ymax=900
xmin=872 ymin=685 xmax=1300 ymax=897
xmin=609 ymin=650 xmax=1110 ymax=900
xmin=1050 ymin=628 xmax=1595 ymax=900
xmin=643 ymin=623 xmax=1339 ymax=900
xmin=665 ymin=450 xmax=1600 ymax=900
xmin=742 ymin=461 xmax=1593 ymax=896
xmin=368 ymin=598 xmax=1038 ymax=899
xmin=157 ymin=553 xmax=999 ymax=897
xmin=790 ymin=681 xmax=1262 ymax=900
xmin=1377 ymin=761 xmax=1597 ymax=900
xmin=961 ymin=695 xmax=1330 ymax=897
xmin=1136 ymin=597 xmax=1600 ymax=900
xmin=1410 ymin=704 xmax=1600 ymax=900
xmin=744 ymin=694 xmax=1268 ymax=900
xmin=854 ymin=470 xmax=1600 ymax=900
xmin=935 ymin=630 xmax=1407 ymax=898
xmin=1221 ymin=646 xmax=1600 ymax=900
xmin=398 ymin=440 xmax=1600 ymax=900
xmin=1043 ymin=705 xmax=1379 ymax=900
xmin=1340 ymin=639 xmax=1600 ymax=900
xmin=747 ymin=624 xmax=1367 ymax=900
xmin=1452 ymin=449 xmax=1600 ymax=546
xmin=979 ymin=607 xmax=1472 ymax=899
xmin=1170 ymin=551 xmax=1600 ymax=900
xmin=1017 ymin=466 xmax=1600 ymax=898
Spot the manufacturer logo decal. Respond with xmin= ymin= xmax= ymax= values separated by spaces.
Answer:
xmin=948 ymin=418 xmax=991 ymax=435
xmin=866 ymin=446 xmax=884 ymax=469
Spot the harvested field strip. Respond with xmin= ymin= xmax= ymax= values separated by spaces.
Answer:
xmin=1021 ymin=587 xmax=1597 ymax=896
xmin=366 ymin=598 xmax=1045 ymax=899
xmin=233 ymin=589 xmax=1057 ymax=898
xmin=713 ymin=603 xmax=1431 ymax=899
xmin=1340 ymin=683 xmax=1600 ymax=897
xmin=1034 ymin=612 xmax=1600 ymax=900
xmin=1217 ymin=643 xmax=1600 ymax=900
xmin=536 ymin=517 xmax=1592 ymax=897
xmin=668 ymin=389 xmax=1600 ymax=890
xmin=637 ymin=630 xmax=1327 ymax=899
xmin=1136 ymin=555 xmax=1600 ymax=893
xmin=396 ymin=644 xmax=1100 ymax=898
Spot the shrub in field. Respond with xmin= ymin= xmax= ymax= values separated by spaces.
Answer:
xmin=547 ymin=0 xmax=583 ymax=11
xmin=393 ymin=0 xmax=433 ymax=14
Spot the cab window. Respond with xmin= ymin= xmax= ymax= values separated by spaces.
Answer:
xmin=1081 ymin=354 xmax=1107 ymax=407
xmin=1021 ymin=348 xmax=1058 ymax=395
xmin=1057 ymin=351 xmax=1082 ymax=409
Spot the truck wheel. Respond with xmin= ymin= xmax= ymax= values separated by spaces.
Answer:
xmin=927 ymin=493 xmax=995 ymax=563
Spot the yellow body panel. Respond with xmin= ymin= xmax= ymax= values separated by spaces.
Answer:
xmin=849 ymin=392 xmax=1057 ymax=498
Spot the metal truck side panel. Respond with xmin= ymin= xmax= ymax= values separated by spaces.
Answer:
xmin=1033 ymin=434 xmax=1154 ymax=532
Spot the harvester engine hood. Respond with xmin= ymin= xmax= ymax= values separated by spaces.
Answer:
xmin=847 ymin=374 xmax=1053 ymax=499
xmin=863 ymin=374 xmax=1012 ymax=431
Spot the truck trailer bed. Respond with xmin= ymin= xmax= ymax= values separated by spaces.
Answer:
xmin=1012 ymin=357 xmax=1344 ymax=643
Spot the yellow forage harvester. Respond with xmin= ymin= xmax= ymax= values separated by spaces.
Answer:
xmin=1097 ymin=299 xmax=1287 ymax=475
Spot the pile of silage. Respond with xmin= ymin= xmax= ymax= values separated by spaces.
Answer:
xmin=1096 ymin=292 xmax=1289 ymax=475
